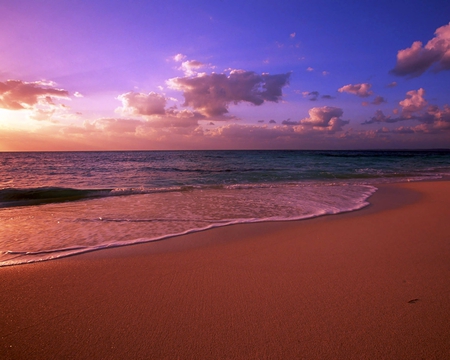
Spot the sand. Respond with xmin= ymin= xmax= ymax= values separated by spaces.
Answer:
xmin=1 ymin=181 xmax=450 ymax=359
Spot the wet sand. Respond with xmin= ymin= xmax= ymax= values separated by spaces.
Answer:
xmin=1 ymin=181 xmax=450 ymax=359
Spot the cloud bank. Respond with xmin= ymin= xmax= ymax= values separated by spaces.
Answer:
xmin=362 ymin=88 xmax=450 ymax=133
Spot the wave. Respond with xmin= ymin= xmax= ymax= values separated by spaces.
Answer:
xmin=0 ymin=187 xmax=112 ymax=208
xmin=0 ymin=185 xmax=377 ymax=267
xmin=0 ymin=184 xmax=239 ymax=208
xmin=0 ymin=172 xmax=442 ymax=209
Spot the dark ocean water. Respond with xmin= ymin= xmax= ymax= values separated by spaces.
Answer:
xmin=1 ymin=150 xmax=449 ymax=266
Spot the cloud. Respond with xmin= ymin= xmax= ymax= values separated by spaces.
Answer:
xmin=362 ymin=96 xmax=387 ymax=106
xmin=0 ymin=80 xmax=69 ymax=111
xmin=269 ymin=119 xmax=276 ymax=124
xmin=116 ymin=91 xmax=204 ymax=129
xmin=386 ymin=82 xmax=397 ymax=88
xmin=390 ymin=23 xmax=450 ymax=77
xmin=155 ymin=108 xmax=202 ymax=128
xmin=282 ymin=118 xmax=299 ymax=125
xmin=399 ymin=88 xmax=427 ymax=116
xmin=302 ymin=91 xmax=319 ymax=101
xmin=167 ymin=70 xmax=291 ymax=117
xmin=362 ymin=110 xmax=396 ymax=125
xmin=321 ymin=94 xmax=335 ymax=100
xmin=74 ymin=92 xmax=84 ymax=98
xmin=282 ymin=107 xmax=348 ymax=132
xmin=290 ymin=32 xmax=296 ymax=38
xmin=372 ymin=96 xmax=387 ymax=105
xmin=338 ymin=83 xmax=373 ymax=98
xmin=117 ymin=91 xmax=167 ymax=116
xmin=173 ymin=53 xmax=186 ymax=62
xmin=306 ymin=67 xmax=314 ymax=72
xmin=362 ymin=88 xmax=428 ymax=124
xmin=180 ymin=60 xmax=208 ymax=76
xmin=298 ymin=106 xmax=348 ymax=132
xmin=93 ymin=118 xmax=145 ymax=134
xmin=362 ymin=89 xmax=450 ymax=132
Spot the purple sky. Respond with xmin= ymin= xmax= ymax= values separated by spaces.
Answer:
xmin=1 ymin=0 xmax=450 ymax=150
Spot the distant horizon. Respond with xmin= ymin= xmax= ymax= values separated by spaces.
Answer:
xmin=1 ymin=148 xmax=449 ymax=153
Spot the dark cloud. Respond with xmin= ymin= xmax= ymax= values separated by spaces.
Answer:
xmin=269 ymin=119 xmax=276 ymax=124
xmin=321 ymin=94 xmax=335 ymax=100
xmin=301 ymin=91 xmax=320 ymax=101
xmin=363 ymin=96 xmax=387 ymax=106
xmin=168 ymin=70 xmax=291 ymax=117
xmin=372 ymin=96 xmax=387 ymax=105
xmin=362 ymin=110 xmax=397 ymax=125
xmin=390 ymin=23 xmax=450 ymax=77
xmin=0 ymin=80 xmax=69 ymax=110
xmin=307 ymin=91 xmax=319 ymax=101
xmin=282 ymin=118 xmax=300 ymax=125
xmin=257 ymin=120 xmax=265 ymax=123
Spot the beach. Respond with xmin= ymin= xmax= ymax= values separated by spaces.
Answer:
xmin=1 ymin=180 xmax=450 ymax=359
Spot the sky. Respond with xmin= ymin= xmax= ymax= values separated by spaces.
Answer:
xmin=1 ymin=0 xmax=450 ymax=151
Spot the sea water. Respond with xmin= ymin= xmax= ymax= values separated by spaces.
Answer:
xmin=1 ymin=150 xmax=449 ymax=266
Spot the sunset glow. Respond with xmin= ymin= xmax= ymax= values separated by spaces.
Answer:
xmin=1 ymin=1 xmax=450 ymax=150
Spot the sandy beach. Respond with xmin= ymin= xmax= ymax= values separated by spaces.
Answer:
xmin=1 ymin=180 xmax=450 ymax=359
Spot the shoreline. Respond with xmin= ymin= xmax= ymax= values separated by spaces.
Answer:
xmin=1 ymin=181 xmax=450 ymax=359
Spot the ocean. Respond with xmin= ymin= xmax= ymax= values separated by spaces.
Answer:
xmin=1 ymin=150 xmax=449 ymax=267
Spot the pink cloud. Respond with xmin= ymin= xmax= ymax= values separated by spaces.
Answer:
xmin=298 ymin=106 xmax=348 ymax=132
xmin=338 ymin=83 xmax=373 ymax=98
xmin=117 ymin=91 xmax=167 ymax=116
xmin=391 ymin=23 xmax=450 ymax=77
xmin=362 ymin=89 xmax=450 ymax=132
xmin=0 ymin=80 xmax=69 ymax=110
xmin=94 ymin=118 xmax=145 ymax=134
xmin=167 ymin=70 xmax=290 ymax=117
xmin=116 ymin=91 xmax=204 ymax=129
xmin=399 ymin=88 xmax=427 ymax=116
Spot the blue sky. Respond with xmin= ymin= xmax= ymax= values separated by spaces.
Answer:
xmin=1 ymin=0 xmax=449 ymax=150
